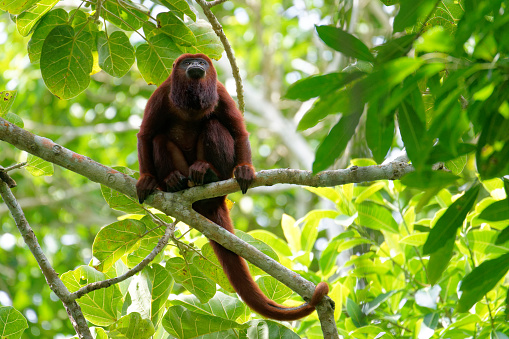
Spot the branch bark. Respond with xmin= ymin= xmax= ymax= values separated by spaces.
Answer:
xmin=0 ymin=117 xmax=414 ymax=338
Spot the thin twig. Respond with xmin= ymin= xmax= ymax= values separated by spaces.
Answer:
xmin=206 ymin=0 xmax=229 ymax=8
xmin=70 ymin=220 xmax=176 ymax=300
xmin=194 ymin=0 xmax=245 ymax=113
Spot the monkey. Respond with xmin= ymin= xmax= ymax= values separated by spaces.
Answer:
xmin=136 ymin=53 xmax=329 ymax=320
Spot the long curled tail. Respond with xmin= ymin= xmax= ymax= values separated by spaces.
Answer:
xmin=195 ymin=198 xmax=329 ymax=321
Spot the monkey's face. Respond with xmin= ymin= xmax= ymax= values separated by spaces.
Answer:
xmin=179 ymin=57 xmax=210 ymax=80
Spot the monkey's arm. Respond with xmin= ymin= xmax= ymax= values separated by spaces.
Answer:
xmin=216 ymin=83 xmax=255 ymax=193
xmin=136 ymin=82 xmax=170 ymax=203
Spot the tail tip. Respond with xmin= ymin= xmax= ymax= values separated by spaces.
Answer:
xmin=310 ymin=282 xmax=329 ymax=306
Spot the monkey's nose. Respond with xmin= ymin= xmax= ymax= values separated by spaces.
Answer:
xmin=187 ymin=67 xmax=206 ymax=79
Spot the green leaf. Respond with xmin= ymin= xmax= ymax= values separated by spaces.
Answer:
xmin=144 ymin=264 xmax=174 ymax=328
xmin=393 ymin=0 xmax=437 ymax=32
xmin=27 ymin=8 xmax=68 ymax=63
xmin=363 ymin=290 xmax=399 ymax=314
xmin=136 ymin=33 xmax=181 ymax=85
xmin=25 ymin=153 xmax=54 ymax=176
xmin=172 ymin=292 xmax=246 ymax=320
xmin=366 ymin=98 xmax=394 ymax=163
xmin=346 ymin=298 xmax=367 ymax=327
xmin=414 ymin=26 xmax=454 ymax=53
xmin=236 ymin=230 xmax=280 ymax=276
xmin=166 ymin=257 xmax=216 ymax=303
xmin=61 ymin=266 xmax=122 ymax=326
xmin=401 ymin=171 xmax=459 ymax=190
xmin=398 ymin=96 xmax=426 ymax=169
xmin=40 ymin=25 xmax=93 ymax=99
xmin=15 ymin=0 xmax=58 ymax=36
xmin=248 ymin=230 xmax=292 ymax=257
xmin=0 ymin=306 xmax=28 ymax=339
xmin=299 ymin=210 xmax=338 ymax=252
xmin=0 ymin=0 xmax=38 ymax=15
xmin=427 ymin=236 xmax=455 ymax=285
xmin=3 ymin=113 xmax=24 ymax=128
xmin=157 ymin=11 xmax=196 ymax=47
xmin=180 ymin=19 xmax=224 ymax=59
xmin=399 ymin=232 xmax=428 ymax=246
xmin=246 ymin=320 xmax=300 ymax=338
xmin=478 ymin=200 xmax=509 ymax=222
xmin=97 ymin=31 xmax=135 ymax=78
xmin=257 ymin=276 xmax=293 ymax=304
xmin=357 ymin=202 xmax=399 ymax=233
xmin=284 ymin=72 xmax=363 ymax=101
xmin=162 ymin=305 xmax=246 ymax=338
xmin=374 ymin=34 xmax=416 ymax=63
xmin=159 ymin=0 xmax=196 ymax=21
xmin=423 ymin=185 xmax=480 ymax=255
xmin=107 ymin=312 xmax=155 ymax=338
xmin=281 ymin=213 xmax=300 ymax=252
xmin=92 ymin=219 xmax=147 ymax=272
xmin=316 ymin=25 xmax=374 ymax=62
xmin=101 ymin=167 xmax=145 ymax=214
xmin=0 ymin=91 xmax=17 ymax=116
xmin=99 ymin=0 xmax=146 ymax=31
xmin=496 ymin=225 xmax=509 ymax=245
xmin=192 ymin=243 xmax=234 ymax=293
xmin=457 ymin=252 xmax=509 ymax=312
xmin=312 ymin=109 xmax=362 ymax=173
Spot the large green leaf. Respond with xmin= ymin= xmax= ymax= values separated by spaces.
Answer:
xmin=145 ymin=264 xmax=173 ymax=328
xmin=357 ymin=202 xmax=399 ymax=233
xmin=136 ymin=33 xmax=181 ymax=85
xmin=40 ymin=25 xmax=93 ymax=99
xmin=398 ymin=91 xmax=427 ymax=169
xmin=284 ymin=72 xmax=363 ymax=101
xmin=15 ymin=0 xmax=59 ymax=36
xmin=0 ymin=0 xmax=37 ymax=14
xmin=97 ymin=30 xmax=135 ymax=78
xmin=157 ymin=11 xmax=196 ymax=47
xmin=312 ymin=109 xmax=362 ymax=173
xmin=25 ymin=153 xmax=54 ymax=176
xmin=27 ymin=8 xmax=68 ymax=63
xmin=159 ymin=0 xmax=196 ymax=21
xmin=162 ymin=305 xmax=246 ymax=338
xmin=172 ymin=292 xmax=246 ymax=320
xmin=0 ymin=306 xmax=28 ymax=339
xmin=100 ymin=0 xmax=146 ymax=31
xmin=180 ymin=19 xmax=223 ymax=59
xmin=107 ymin=312 xmax=155 ymax=338
xmin=423 ymin=185 xmax=480 ymax=255
xmin=316 ymin=25 xmax=374 ymax=62
xmin=393 ymin=0 xmax=438 ymax=32
xmin=61 ymin=266 xmax=122 ymax=326
xmin=366 ymin=97 xmax=394 ymax=163
xmin=457 ymin=252 xmax=509 ymax=312
xmin=92 ymin=219 xmax=147 ymax=272
xmin=166 ymin=257 xmax=216 ymax=303
xmin=257 ymin=276 xmax=293 ymax=304
xmin=427 ymin=236 xmax=455 ymax=285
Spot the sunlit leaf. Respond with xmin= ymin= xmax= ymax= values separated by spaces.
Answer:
xmin=107 ymin=312 xmax=155 ymax=338
xmin=136 ymin=33 xmax=181 ymax=85
xmin=40 ymin=25 xmax=93 ymax=99
xmin=166 ymin=257 xmax=216 ymax=303
xmin=0 ymin=306 xmax=28 ymax=339
xmin=15 ymin=0 xmax=59 ymax=36
xmin=0 ymin=91 xmax=17 ymax=116
xmin=97 ymin=31 xmax=135 ymax=78
xmin=157 ymin=11 xmax=196 ymax=47
xmin=423 ymin=185 xmax=480 ymax=255
xmin=316 ymin=25 xmax=374 ymax=62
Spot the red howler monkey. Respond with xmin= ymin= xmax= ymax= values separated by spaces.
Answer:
xmin=136 ymin=53 xmax=328 ymax=320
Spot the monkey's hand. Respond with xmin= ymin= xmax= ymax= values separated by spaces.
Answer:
xmin=164 ymin=170 xmax=189 ymax=192
xmin=234 ymin=164 xmax=255 ymax=194
xmin=189 ymin=161 xmax=219 ymax=186
xmin=136 ymin=174 xmax=159 ymax=204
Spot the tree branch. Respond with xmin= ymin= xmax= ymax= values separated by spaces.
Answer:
xmin=0 ymin=171 xmax=93 ymax=339
xmin=0 ymin=117 xmax=414 ymax=338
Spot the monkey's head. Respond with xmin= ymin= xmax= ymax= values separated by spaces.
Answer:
xmin=170 ymin=53 xmax=219 ymax=114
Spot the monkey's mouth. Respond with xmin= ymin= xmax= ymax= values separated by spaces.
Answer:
xmin=187 ymin=66 xmax=206 ymax=79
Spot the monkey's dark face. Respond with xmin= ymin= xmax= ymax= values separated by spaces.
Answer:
xmin=179 ymin=58 xmax=210 ymax=80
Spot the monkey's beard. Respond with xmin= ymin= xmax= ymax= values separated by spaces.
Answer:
xmin=171 ymin=79 xmax=218 ymax=113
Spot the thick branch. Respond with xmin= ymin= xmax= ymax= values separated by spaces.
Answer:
xmin=0 ymin=117 xmax=414 ymax=338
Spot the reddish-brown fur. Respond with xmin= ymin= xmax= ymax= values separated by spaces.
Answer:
xmin=136 ymin=53 xmax=328 ymax=320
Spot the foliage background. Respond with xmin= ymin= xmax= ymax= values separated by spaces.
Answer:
xmin=1 ymin=0 xmax=509 ymax=338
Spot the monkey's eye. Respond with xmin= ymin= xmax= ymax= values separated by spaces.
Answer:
xmin=199 ymin=61 xmax=205 ymax=65
xmin=183 ymin=61 xmax=190 ymax=65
